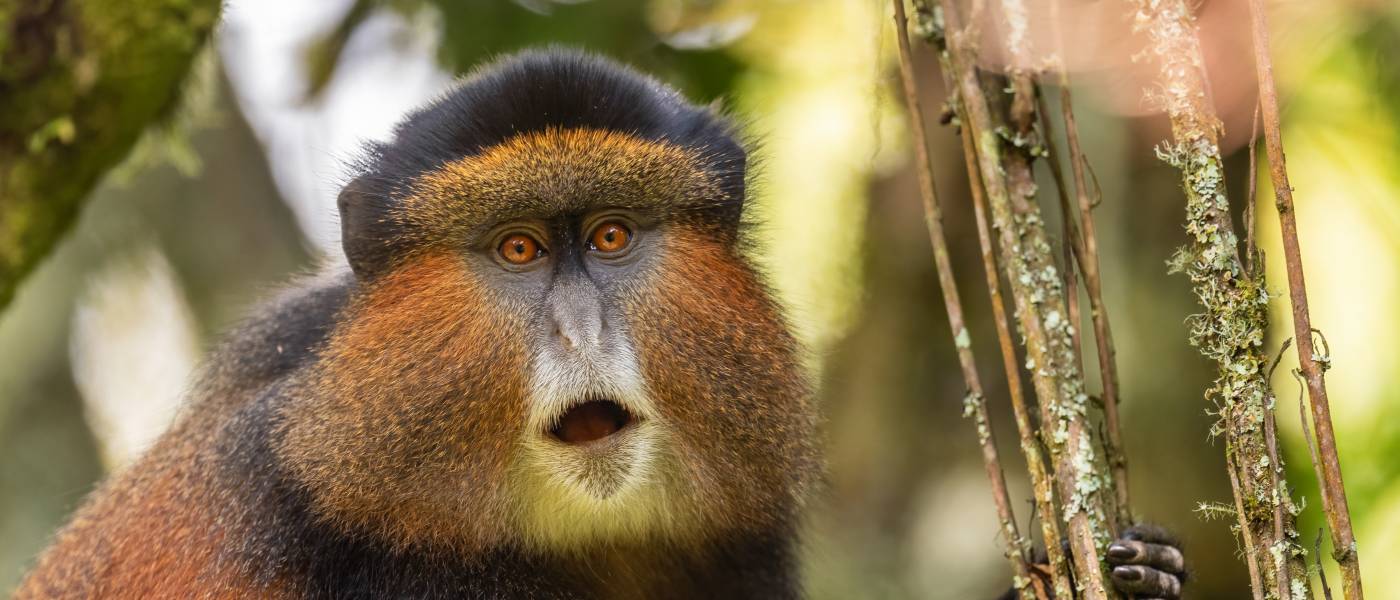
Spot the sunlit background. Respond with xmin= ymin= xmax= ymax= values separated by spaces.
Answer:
xmin=2 ymin=0 xmax=1398 ymax=597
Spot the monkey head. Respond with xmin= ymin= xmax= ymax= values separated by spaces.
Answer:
xmin=273 ymin=49 xmax=819 ymax=556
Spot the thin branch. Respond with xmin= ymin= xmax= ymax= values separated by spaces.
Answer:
xmin=1045 ymin=0 xmax=1131 ymax=527
xmin=1263 ymin=394 xmax=1295 ymax=600
xmin=1292 ymin=370 xmax=1326 ymax=525
xmin=1037 ymin=95 xmax=1086 ymax=369
xmin=1264 ymin=340 xmax=1297 ymax=600
xmin=891 ymin=1 xmax=1032 ymax=590
xmin=1245 ymin=101 xmax=1261 ymax=274
xmin=1226 ymin=450 xmax=1268 ymax=600
xmin=1316 ymin=531 xmax=1334 ymax=600
xmin=1247 ymin=1 xmax=1364 ymax=596
xmin=923 ymin=0 xmax=1117 ymax=595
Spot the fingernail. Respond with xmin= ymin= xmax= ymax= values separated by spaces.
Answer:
xmin=1108 ymin=544 xmax=1136 ymax=560
xmin=1113 ymin=566 xmax=1142 ymax=581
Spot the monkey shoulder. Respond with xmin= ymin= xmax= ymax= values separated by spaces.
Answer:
xmin=193 ymin=269 xmax=355 ymax=408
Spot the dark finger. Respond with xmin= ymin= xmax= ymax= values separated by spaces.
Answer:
xmin=1122 ymin=524 xmax=1177 ymax=545
xmin=1107 ymin=540 xmax=1185 ymax=573
xmin=1111 ymin=565 xmax=1181 ymax=599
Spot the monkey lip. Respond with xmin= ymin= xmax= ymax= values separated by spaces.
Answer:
xmin=550 ymin=399 xmax=637 ymax=445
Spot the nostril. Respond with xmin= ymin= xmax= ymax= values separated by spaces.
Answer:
xmin=554 ymin=325 xmax=576 ymax=350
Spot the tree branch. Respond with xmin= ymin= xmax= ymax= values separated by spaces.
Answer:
xmin=1245 ymin=1 xmax=1364 ymax=597
xmin=1131 ymin=0 xmax=1311 ymax=596
xmin=913 ymin=0 xmax=1120 ymax=595
xmin=891 ymin=2 xmax=1033 ymax=592
xmin=0 ymin=0 xmax=221 ymax=309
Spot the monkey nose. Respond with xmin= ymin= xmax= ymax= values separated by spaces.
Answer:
xmin=548 ymin=279 xmax=604 ymax=352
xmin=553 ymin=324 xmax=585 ymax=351
xmin=550 ymin=307 xmax=602 ymax=352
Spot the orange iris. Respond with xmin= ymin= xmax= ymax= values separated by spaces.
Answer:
xmin=499 ymin=233 xmax=542 ymax=264
xmin=590 ymin=222 xmax=631 ymax=253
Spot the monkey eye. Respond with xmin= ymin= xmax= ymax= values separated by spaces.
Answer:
xmin=588 ymin=221 xmax=632 ymax=254
xmin=498 ymin=233 xmax=545 ymax=265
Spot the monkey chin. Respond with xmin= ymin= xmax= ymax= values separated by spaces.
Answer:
xmin=510 ymin=393 xmax=702 ymax=552
xmin=536 ymin=396 xmax=652 ymax=499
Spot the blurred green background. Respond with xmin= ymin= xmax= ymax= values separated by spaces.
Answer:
xmin=3 ymin=0 xmax=1399 ymax=597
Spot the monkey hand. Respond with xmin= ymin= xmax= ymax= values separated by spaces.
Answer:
xmin=1106 ymin=524 xmax=1186 ymax=599
xmin=996 ymin=524 xmax=1186 ymax=600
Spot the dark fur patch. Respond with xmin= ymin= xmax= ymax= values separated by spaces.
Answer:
xmin=194 ymin=272 xmax=355 ymax=404
xmin=341 ymin=47 xmax=745 ymax=276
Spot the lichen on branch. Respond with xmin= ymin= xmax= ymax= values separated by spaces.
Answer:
xmin=1133 ymin=1 xmax=1310 ymax=597
xmin=912 ymin=0 xmax=1122 ymax=596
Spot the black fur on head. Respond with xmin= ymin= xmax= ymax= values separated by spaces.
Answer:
xmin=339 ymin=47 xmax=747 ymax=278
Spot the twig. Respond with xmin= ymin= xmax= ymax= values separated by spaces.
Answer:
xmin=1316 ymin=531 xmax=1334 ymax=600
xmin=1044 ymin=0 xmax=1131 ymax=527
xmin=1037 ymin=95 xmax=1086 ymax=369
xmin=1292 ymin=370 xmax=1326 ymax=524
xmin=1247 ymin=1 xmax=1364 ymax=596
xmin=1226 ymin=451 xmax=1268 ymax=600
xmin=1262 ymin=392 xmax=1294 ymax=600
xmin=891 ymin=1 xmax=1033 ymax=590
xmin=1245 ymin=101 xmax=1261 ymax=274
xmin=1264 ymin=340 xmax=1296 ymax=600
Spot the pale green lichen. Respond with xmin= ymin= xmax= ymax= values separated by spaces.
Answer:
xmin=1137 ymin=1 xmax=1313 ymax=595
xmin=954 ymin=327 xmax=972 ymax=350
xmin=999 ymin=160 xmax=1115 ymax=557
xmin=913 ymin=3 xmax=1113 ymax=594
xmin=962 ymin=392 xmax=994 ymax=450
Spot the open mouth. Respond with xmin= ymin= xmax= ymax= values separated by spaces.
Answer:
xmin=550 ymin=399 xmax=637 ymax=445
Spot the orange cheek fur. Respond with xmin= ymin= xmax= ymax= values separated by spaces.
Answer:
xmin=277 ymin=252 xmax=532 ymax=551
xmin=624 ymin=231 xmax=818 ymax=533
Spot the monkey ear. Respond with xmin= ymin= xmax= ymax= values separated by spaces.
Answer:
xmin=338 ymin=176 xmax=394 ymax=279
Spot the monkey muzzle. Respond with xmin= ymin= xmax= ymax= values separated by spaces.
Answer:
xmin=549 ymin=398 xmax=638 ymax=445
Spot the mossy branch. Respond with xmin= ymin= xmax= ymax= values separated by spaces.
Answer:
xmin=1131 ymin=0 xmax=1311 ymax=597
xmin=0 ymin=0 xmax=221 ymax=309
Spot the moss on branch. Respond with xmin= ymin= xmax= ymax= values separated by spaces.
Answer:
xmin=0 ymin=0 xmax=221 ymax=308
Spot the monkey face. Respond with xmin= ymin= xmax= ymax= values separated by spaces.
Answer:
xmin=279 ymin=128 xmax=817 ymax=555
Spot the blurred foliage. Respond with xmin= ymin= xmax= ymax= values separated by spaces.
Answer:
xmin=305 ymin=0 xmax=744 ymax=101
